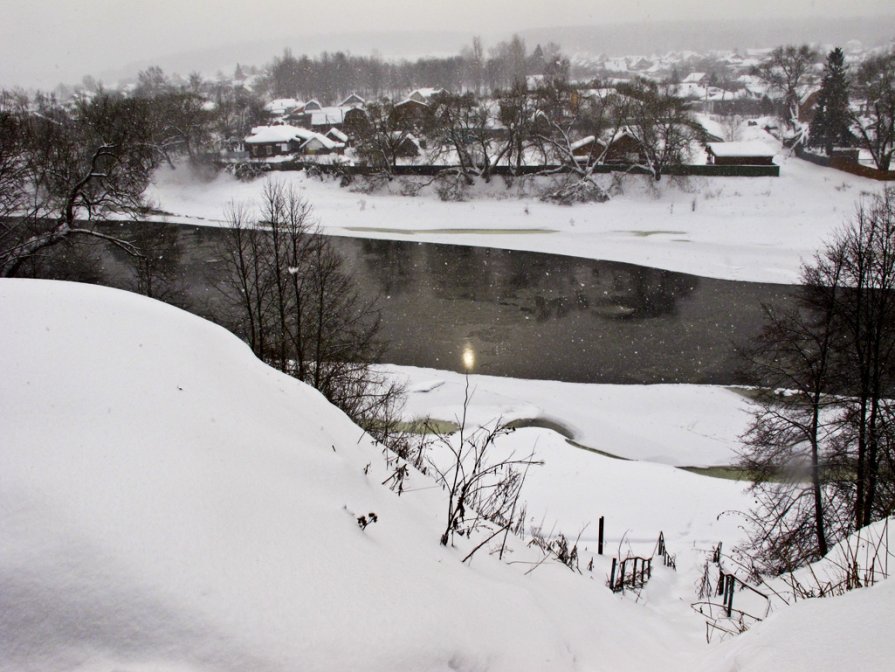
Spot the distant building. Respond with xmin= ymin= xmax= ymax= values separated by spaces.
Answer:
xmin=706 ymin=141 xmax=775 ymax=166
xmin=244 ymin=125 xmax=344 ymax=158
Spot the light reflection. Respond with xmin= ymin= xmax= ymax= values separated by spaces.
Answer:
xmin=462 ymin=344 xmax=476 ymax=371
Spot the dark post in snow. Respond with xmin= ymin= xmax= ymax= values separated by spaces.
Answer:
xmin=598 ymin=516 xmax=604 ymax=555
xmin=657 ymin=531 xmax=665 ymax=557
xmin=610 ymin=557 xmax=617 ymax=591
xmin=724 ymin=574 xmax=735 ymax=617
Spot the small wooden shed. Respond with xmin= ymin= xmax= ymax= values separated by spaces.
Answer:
xmin=706 ymin=141 xmax=776 ymax=166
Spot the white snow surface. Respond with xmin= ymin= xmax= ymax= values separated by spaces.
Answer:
xmin=148 ymin=127 xmax=891 ymax=285
xmin=384 ymin=364 xmax=750 ymax=467
xmin=0 ymin=280 xmax=701 ymax=671
xmin=706 ymin=141 xmax=774 ymax=157
xmin=2 ymin=279 xmax=893 ymax=671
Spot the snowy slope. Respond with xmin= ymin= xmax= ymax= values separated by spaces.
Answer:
xmin=2 ymin=279 xmax=892 ymax=671
xmin=701 ymin=520 xmax=895 ymax=672
xmin=0 ymin=279 xmax=701 ymax=672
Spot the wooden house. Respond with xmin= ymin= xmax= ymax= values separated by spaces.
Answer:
xmin=604 ymin=131 xmax=645 ymax=164
xmin=244 ymin=125 xmax=344 ymax=158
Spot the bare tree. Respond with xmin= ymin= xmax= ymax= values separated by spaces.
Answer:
xmin=616 ymin=79 xmax=704 ymax=181
xmin=213 ymin=181 xmax=403 ymax=438
xmin=0 ymin=92 xmax=163 ymax=278
xmin=347 ymin=99 xmax=423 ymax=173
xmin=531 ymin=81 xmax=622 ymax=202
xmin=851 ymin=50 xmax=895 ymax=171
xmin=738 ymin=265 xmax=844 ymax=570
xmin=496 ymin=83 xmax=543 ymax=173
xmin=828 ymin=189 xmax=895 ymax=527
xmin=739 ymin=189 xmax=895 ymax=572
xmin=752 ymin=45 xmax=820 ymax=133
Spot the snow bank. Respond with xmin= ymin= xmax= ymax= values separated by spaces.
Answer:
xmin=383 ymin=364 xmax=752 ymax=466
xmin=0 ymin=279 xmax=694 ymax=672
xmin=3 ymin=279 xmax=890 ymax=671
xmin=702 ymin=521 xmax=895 ymax=672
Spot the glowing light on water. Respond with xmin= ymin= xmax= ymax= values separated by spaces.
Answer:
xmin=462 ymin=345 xmax=475 ymax=371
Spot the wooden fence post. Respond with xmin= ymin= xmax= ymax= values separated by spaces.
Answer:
xmin=657 ymin=531 xmax=665 ymax=557
xmin=598 ymin=516 xmax=604 ymax=556
xmin=725 ymin=574 xmax=735 ymax=617
xmin=610 ymin=557 xmax=617 ymax=591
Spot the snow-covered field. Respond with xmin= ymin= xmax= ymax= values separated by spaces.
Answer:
xmin=2 ymin=280 xmax=892 ymax=671
xmin=148 ymin=125 xmax=890 ymax=285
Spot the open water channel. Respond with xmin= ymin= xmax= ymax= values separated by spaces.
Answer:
xmin=98 ymin=222 xmax=794 ymax=385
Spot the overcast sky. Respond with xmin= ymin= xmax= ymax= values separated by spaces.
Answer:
xmin=1 ymin=0 xmax=892 ymax=88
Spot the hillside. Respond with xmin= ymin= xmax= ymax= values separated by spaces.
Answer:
xmin=0 ymin=279 xmax=692 ymax=671
xmin=1 ymin=279 xmax=892 ymax=670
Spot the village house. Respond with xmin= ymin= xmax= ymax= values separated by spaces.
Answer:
xmin=570 ymin=129 xmax=647 ymax=164
xmin=244 ymin=125 xmax=344 ymax=159
xmin=282 ymin=96 xmax=367 ymax=134
xmin=264 ymin=98 xmax=303 ymax=119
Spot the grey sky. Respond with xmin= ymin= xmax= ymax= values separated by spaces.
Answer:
xmin=1 ymin=0 xmax=892 ymax=88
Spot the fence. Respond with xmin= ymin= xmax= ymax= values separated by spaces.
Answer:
xmin=691 ymin=540 xmax=771 ymax=635
xmin=222 ymin=159 xmax=780 ymax=179
xmin=796 ymin=146 xmax=895 ymax=182
xmin=607 ymin=529 xmax=676 ymax=593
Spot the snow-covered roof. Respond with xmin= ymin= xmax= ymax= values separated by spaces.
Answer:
xmin=264 ymin=98 xmax=302 ymax=114
xmin=326 ymin=127 xmax=348 ymax=142
xmin=404 ymin=87 xmax=446 ymax=104
xmin=570 ymin=135 xmax=598 ymax=151
xmin=694 ymin=115 xmax=727 ymax=142
xmin=301 ymin=135 xmax=342 ymax=151
xmin=245 ymin=125 xmax=328 ymax=145
xmin=706 ymin=141 xmax=774 ymax=157
xmin=310 ymin=108 xmax=345 ymax=126
xmin=682 ymin=72 xmax=707 ymax=83
xmin=339 ymin=93 xmax=365 ymax=107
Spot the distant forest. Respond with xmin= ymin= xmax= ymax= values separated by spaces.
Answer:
xmin=263 ymin=36 xmax=568 ymax=102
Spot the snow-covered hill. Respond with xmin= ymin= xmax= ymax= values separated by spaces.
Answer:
xmin=1 ymin=279 xmax=891 ymax=671
xmin=0 ymin=280 xmax=691 ymax=671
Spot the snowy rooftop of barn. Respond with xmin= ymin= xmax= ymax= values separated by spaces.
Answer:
xmin=706 ymin=141 xmax=774 ymax=157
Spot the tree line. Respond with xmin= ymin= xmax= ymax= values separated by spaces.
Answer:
xmin=265 ymin=35 xmax=568 ymax=101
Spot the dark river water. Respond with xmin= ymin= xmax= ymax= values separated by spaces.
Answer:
xmin=96 ymin=222 xmax=794 ymax=385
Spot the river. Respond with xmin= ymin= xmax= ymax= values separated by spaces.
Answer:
xmin=96 ymin=222 xmax=793 ymax=385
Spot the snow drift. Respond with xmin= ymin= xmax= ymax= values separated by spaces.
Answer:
xmin=0 ymin=279 xmax=688 ymax=672
xmin=2 ymin=279 xmax=892 ymax=671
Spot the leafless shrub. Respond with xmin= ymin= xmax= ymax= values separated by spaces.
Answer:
xmin=425 ymin=376 xmax=541 ymax=552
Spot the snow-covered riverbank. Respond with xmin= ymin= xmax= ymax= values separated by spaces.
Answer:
xmin=148 ymin=125 xmax=889 ymax=285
